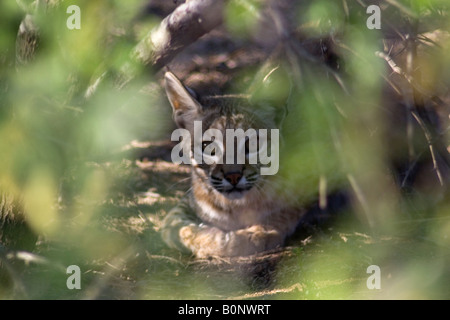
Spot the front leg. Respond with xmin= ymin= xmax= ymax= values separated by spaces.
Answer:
xmin=180 ymin=224 xmax=284 ymax=258
xmin=160 ymin=200 xmax=200 ymax=254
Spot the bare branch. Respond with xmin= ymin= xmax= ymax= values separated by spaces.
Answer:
xmin=86 ymin=0 xmax=227 ymax=95
xmin=411 ymin=110 xmax=447 ymax=187
xmin=133 ymin=0 xmax=226 ymax=69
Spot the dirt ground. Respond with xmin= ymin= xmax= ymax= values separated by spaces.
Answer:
xmin=2 ymin=1 xmax=449 ymax=300
xmin=13 ymin=138 xmax=444 ymax=300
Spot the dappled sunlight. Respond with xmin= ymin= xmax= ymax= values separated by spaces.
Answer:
xmin=0 ymin=0 xmax=449 ymax=300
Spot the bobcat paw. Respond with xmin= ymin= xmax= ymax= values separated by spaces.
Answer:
xmin=234 ymin=225 xmax=283 ymax=254
xmin=179 ymin=224 xmax=199 ymax=244
xmin=179 ymin=224 xmax=223 ymax=258
xmin=179 ymin=224 xmax=284 ymax=258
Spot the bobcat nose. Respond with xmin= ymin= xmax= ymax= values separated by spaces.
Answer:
xmin=224 ymin=172 xmax=242 ymax=186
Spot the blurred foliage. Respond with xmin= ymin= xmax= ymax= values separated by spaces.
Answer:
xmin=225 ymin=0 xmax=262 ymax=38
xmin=0 ymin=0 xmax=168 ymax=299
xmin=0 ymin=0 xmax=449 ymax=300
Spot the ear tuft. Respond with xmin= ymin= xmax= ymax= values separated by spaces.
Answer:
xmin=164 ymin=72 xmax=202 ymax=129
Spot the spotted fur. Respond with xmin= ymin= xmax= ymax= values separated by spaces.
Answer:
xmin=160 ymin=71 xmax=304 ymax=257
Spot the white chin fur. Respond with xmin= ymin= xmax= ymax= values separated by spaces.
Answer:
xmin=222 ymin=189 xmax=247 ymax=200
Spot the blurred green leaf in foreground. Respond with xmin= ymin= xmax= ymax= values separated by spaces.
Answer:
xmin=0 ymin=0 xmax=449 ymax=300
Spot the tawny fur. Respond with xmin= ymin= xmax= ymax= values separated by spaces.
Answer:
xmin=161 ymin=71 xmax=304 ymax=258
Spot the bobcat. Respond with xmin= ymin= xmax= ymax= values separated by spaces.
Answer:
xmin=160 ymin=71 xmax=304 ymax=258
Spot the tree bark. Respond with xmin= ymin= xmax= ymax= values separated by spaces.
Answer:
xmin=132 ymin=0 xmax=226 ymax=69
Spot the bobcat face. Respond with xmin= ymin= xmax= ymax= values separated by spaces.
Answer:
xmin=193 ymin=113 xmax=263 ymax=200
xmin=161 ymin=72 xmax=304 ymax=256
xmin=165 ymin=72 xmax=276 ymax=201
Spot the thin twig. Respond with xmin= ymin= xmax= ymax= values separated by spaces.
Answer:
xmin=82 ymin=245 xmax=137 ymax=300
xmin=410 ymin=110 xmax=445 ymax=186
xmin=384 ymin=0 xmax=418 ymax=19
xmin=375 ymin=50 xmax=448 ymax=108
xmin=347 ymin=174 xmax=373 ymax=227
xmin=0 ymin=246 xmax=28 ymax=298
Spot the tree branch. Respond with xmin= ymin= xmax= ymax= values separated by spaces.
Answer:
xmin=103 ymin=0 xmax=226 ymax=93
xmin=132 ymin=0 xmax=226 ymax=69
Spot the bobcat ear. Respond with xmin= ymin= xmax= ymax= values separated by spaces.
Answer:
xmin=164 ymin=71 xmax=202 ymax=129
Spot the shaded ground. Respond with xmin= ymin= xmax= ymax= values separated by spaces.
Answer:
xmin=8 ymin=140 xmax=444 ymax=300
xmin=1 ymin=1 xmax=449 ymax=300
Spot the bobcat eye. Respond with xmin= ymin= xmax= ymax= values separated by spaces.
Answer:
xmin=245 ymin=135 xmax=259 ymax=155
xmin=202 ymin=141 xmax=215 ymax=156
